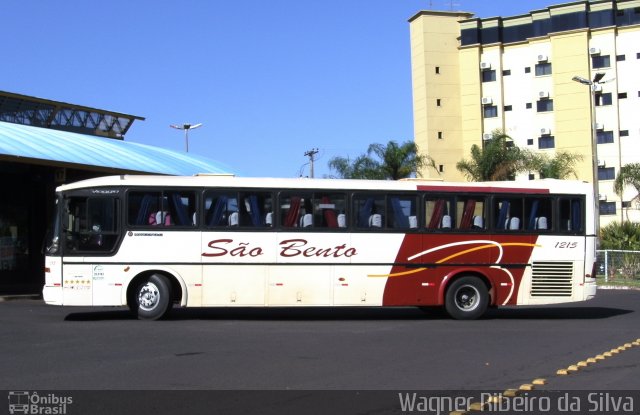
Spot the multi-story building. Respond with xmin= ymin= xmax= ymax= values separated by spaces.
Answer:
xmin=409 ymin=0 xmax=640 ymax=226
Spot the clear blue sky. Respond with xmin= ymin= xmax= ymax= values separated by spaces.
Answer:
xmin=4 ymin=0 xmax=555 ymax=178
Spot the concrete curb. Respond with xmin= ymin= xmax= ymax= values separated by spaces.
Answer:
xmin=0 ymin=294 xmax=42 ymax=302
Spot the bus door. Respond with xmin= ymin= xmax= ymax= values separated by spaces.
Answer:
xmin=61 ymin=192 xmax=121 ymax=306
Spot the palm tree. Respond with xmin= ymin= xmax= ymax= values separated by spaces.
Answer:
xmin=614 ymin=163 xmax=640 ymax=202
xmin=530 ymin=151 xmax=583 ymax=179
xmin=328 ymin=140 xmax=435 ymax=180
xmin=456 ymin=130 xmax=533 ymax=181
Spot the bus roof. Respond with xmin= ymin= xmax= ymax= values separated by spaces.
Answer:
xmin=55 ymin=174 xmax=592 ymax=195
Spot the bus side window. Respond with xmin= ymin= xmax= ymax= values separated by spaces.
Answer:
xmin=425 ymin=197 xmax=453 ymax=229
xmin=313 ymin=193 xmax=346 ymax=229
xmin=457 ymin=197 xmax=486 ymax=230
xmin=525 ymin=198 xmax=553 ymax=231
xmin=388 ymin=195 xmax=418 ymax=230
xmin=241 ymin=192 xmax=273 ymax=227
xmin=353 ymin=195 xmax=385 ymax=229
xmin=280 ymin=193 xmax=312 ymax=228
xmin=204 ymin=192 xmax=238 ymax=227
xmin=560 ymin=198 xmax=583 ymax=232
xmin=166 ymin=191 xmax=196 ymax=226
xmin=129 ymin=191 xmax=162 ymax=226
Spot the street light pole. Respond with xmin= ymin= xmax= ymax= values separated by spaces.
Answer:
xmin=170 ymin=123 xmax=203 ymax=152
xmin=572 ymin=72 xmax=605 ymax=237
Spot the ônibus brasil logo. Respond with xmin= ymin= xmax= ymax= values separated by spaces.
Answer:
xmin=8 ymin=391 xmax=73 ymax=415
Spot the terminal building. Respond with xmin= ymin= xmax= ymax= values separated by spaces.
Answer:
xmin=409 ymin=0 xmax=640 ymax=226
xmin=0 ymin=91 xmax=229 ymax=295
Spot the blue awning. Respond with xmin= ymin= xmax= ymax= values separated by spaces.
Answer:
xmin=0 ymin=121 xmax=232 ymax=175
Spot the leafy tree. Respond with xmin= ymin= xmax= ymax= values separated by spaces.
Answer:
xmin=456 ymin=130 xmax=534 ymax=181
xmin=328 ymin=140 xmax=435 ymax=180
xmin=530 ymin=151 xmax=583 ymax=179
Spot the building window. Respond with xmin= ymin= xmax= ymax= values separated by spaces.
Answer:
xmin=597 ymin=131 xmax=614 ymax=144
xmin=482 ymin=69 xmax=496 ymax=82
xmin=622 ymin=201 xmax=632 ymax=208
xmin=438 ymin=164 xmax=444 ymax=173
xmin=504 ymin=105 xmax=512 ymax=111
xmin=637 ymin=52 xmax=640 ymax=59
xmin=529 ymin=174 xmax=535 ymax=180
xmin=595 ymin=93 xmax=612 ymax=106
xmin=526 ymin=102 xmax=532 ymax=109
xmin=592 ymin=55 xmax=611 ymax=68
xmin=620 ymin=130 xmax=629 ymax=137
xmin=535 ymin=62 xmax=552 ymax=76
xmin=438 ymin=131 xmax=443 ymax=139
xmin=539 ymin=135 xmax=555 ymax=149
xmin=527 ymin=138 xmax=534 ymax=145
xmin=503 ymin=69 xmax=511 ymax=76
xmin=483 ymin=105 xmax=498 ymax=118
xmin=599 ymin=201 xmax=616 ymax=215
xmin=437 ymin=99 xmax=441 ymax=107
xmin=619 ymin=92 xmax=627 ymax=99
xmin=435 ymin=66 xmax=440 ymax=74
xmin=617 ymin=54 xmax=626 ymax=62
xmin=536 ymin=99 xmax=554 ymax=112
xmin=598 ymin=167 xmax=615 ymax=180
xmin=525 ymin=67 xmax=531 ymax=73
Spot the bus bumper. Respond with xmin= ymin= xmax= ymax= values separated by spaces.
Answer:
xmin=42 ymin=285 xmax=63 ymax=305
xmin=584 ymin=278 xmax=597 ymax=300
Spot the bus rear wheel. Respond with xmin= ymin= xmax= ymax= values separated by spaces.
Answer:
xmin=444 ymin=276 xmax=489 ymax=320
xmin=131 ymin=274 xmax=172 ymax=320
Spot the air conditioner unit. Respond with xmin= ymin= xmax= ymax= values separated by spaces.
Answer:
xmin=589 ymin=47 xmax=601 ymax=55
xmin=537 ymin=54 xmax=548 ymax=62
xmin=538 ymin=91 xmax=550 ymax=99
xmin=595 ymin=123 xmax=604 ymax=131
xmin=593 ymin=84 xmax=603 ymax=92
xmin=481 ymin=97 xmax=493 ymax=105
xmin=597 ymin=159 xmax=606 ymax=167
xmin=482 ymin=133 xmax=492 ymax=140
xmin=598 ymin=194 xmax=607 ymax=201
xmin=480 ymin=62 xmax=491 ymax=70
xmin=540 ymin=127 xmax=552 ymax=136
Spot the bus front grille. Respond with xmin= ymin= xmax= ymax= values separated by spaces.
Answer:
xmin=531 ymin=261 xmax=573 ymax=297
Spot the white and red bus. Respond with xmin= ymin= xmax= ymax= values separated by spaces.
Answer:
xmin=43 ymin=175 xmax=597 ymax=320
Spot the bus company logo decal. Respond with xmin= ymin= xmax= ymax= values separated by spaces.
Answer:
xmin=374 ymin=239 xmax=540 ymax=306
xmin=8 ymin=391 xmax=73 ymax=414
xmin=202 ymin=238 xmax=357 ymax=258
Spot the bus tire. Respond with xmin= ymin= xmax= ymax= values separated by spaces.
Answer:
xmin=132 ymin=274 xmax=172 ymax=320
xmin=444 ymin=276 xmax=489 ymax=320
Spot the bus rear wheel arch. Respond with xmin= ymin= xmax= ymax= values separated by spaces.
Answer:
xmin=444 ymin=275 xmax=490 ymax=320
xmin=128 ymin=273 xmax=175 ymax=320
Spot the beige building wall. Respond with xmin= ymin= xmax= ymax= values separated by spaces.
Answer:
xmin=409 ymin=11 xmax=473 ymax=180
xmin=409 ymin=1 xmax=640 ymax=226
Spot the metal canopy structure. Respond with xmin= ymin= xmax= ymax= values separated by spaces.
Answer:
xmin=0 ymin=91 xmax=145 ymax=139
xmin=0 ymin=121 xmax=232 ymax=176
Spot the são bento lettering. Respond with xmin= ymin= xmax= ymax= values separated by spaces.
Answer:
xmin=201 ymin=238 xmax=358 ymax=258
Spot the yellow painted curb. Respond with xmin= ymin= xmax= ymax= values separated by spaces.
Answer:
xmin=577 ymin=361 xmax=589 ymax=367
xmin=519 ymin=384 xmax=534 ymax=391
xmin=624 ymin=343 xmax=633 ymax=348
xmin=557 ymin=369 xmax=569 ymax=375
xmin=603 ymin=351 xmax=613 ymax=357
xmin=632 ymin=340 xmax=640 ymax=346
xmin=567 ymin=365 xmax=580 ymax=372
xmin=485 ymin=395 xmax=504 ymax=404
xmin=532 ymin=378 xmax=546 ymax=385
xmin=468 ymin=402 xmax=485 ymax=411
xmin=610 ymin=349 xmax=620 ymax=354
xmin=595 ymin=354 xmax=606 ymax=360
xmin=503 ymin=389 xmax=520 ymax=397
xmin=587 ymin=357 xmax=597 ymax=363
xmin=449 ymin=411 xmax=469 ymax=415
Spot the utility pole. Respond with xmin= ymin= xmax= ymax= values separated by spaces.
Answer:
xmin=304 ymin=148 xmax=319 ymax=178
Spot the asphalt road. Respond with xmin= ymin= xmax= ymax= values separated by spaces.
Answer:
xmin=1 ymin=289 xmax=638 ymax=414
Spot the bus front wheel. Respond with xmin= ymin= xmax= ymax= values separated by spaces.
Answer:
xmin=444 ymin=276 xmax=489 ymax=320
xmin=131 ymin=274 xmax=172 ymax=320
